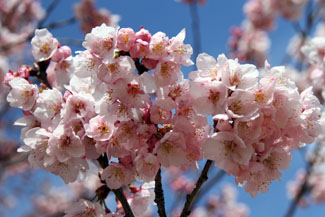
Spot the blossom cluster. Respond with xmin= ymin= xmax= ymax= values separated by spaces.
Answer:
xmin=0 ymin=0 xmax=44 ymax=55
xmin=63 ymin=182 xmax=155 ymax=217
xmin=0 ymin=0 xmax=44 ymax=108
xmin=244 ymin=0 xmax=307 ymax=30
xmin=74 ymin=0 xmax=120 ymax=34
xmin=29 ymin=174 xmax=101 ymax=216
xmin=287 ymin=113 xmax=325 ymax=206
xmin=301 ymin=36 xmax=325 ymax=99
xmin=287 ymin=169 xmax=325 ymax=207
xmin=228 ymin=0 xmax=322 ymax=67
xmin=193 ymin=53 xmax=322 ymax=196
xmin=6 ymin=22 xmax=322 ymax=198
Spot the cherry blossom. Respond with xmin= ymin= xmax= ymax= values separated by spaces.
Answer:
xmin=64 ymin=199 xmax=109 ymax=217
xmin=6 ymin=77 xmax=38 ymax=111
xmin=31 ymin=29 xmax=59 ymax=62
xmin=6 ymin=19 xmax=323 ymax=216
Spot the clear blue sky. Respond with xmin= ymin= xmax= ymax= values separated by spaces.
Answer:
xmin=4 ymin=0 xmax=325 ymax=217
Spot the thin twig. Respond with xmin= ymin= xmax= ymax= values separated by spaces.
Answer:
xmin=193 ymin=169 xmax=225 ymax=206
xmin=45 ymin=17 xmax=76 ymax=30
xmin=283 ymin=143 xmax=322 ymax=217
xmin=280 ymin=2 xmax=320 ymax=67
xmin=284 ymin=179 xmax=309 ymax=217
xmin=180 ymin=159 xmax=213 ymax=217
xmin=189 ymin=2 xmax=201 ymax=65
xmin=154 ymin=168 xmax=167 ymax=217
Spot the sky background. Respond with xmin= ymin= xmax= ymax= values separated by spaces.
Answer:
xmin=3 ymin=0 xmax=325 ymax=217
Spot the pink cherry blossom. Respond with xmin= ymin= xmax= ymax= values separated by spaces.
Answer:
xmin=82 ymin=23 xmax=117 ymax=59
xmin=117 ymin=28 xmax=136 ymax=51
xmin=203 ymin=132 xmax=254 ymax=175
xmin=85 ymin=115 xmax=116 ymax=141
xmin=47 ymin=124 xmax=85 ymax=162
xmin=190 ymin=80 xmax=227 ymax=115
xmin=101 ymin=162 xmax=134 ymax=189
xmin=154 ymin=131 xmax=188 ymax=168
xmin=7 ymin=77 xmax=38 ymax=111
xmin=31 ymin=28 xmax=59 ymax=62
xmin=134 ymin=152 xmax=160 ymax=182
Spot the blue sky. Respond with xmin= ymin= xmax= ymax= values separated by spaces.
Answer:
xmin=4 ymin=0 xmax=324 ymax=217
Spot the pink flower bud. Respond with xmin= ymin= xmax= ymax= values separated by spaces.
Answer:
xmin=117 ymin=28 xmax=136 ymax=51
xmin=129 ymin=39 xmax=149 ymax=58
xmin=136 ymin=27 xmax=151 ymax=42
xmin=17 ymin=65 xmax=31 ymax=78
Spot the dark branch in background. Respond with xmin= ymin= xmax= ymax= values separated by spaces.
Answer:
xmin=154 ymin=168 xmax=167 ymax=217
xmin=283 ymin=143 xmax=323 ymax=217
xmin=0 ymin=0 xmax=79 ymax=52
xmin=280 ymin=1 xmax=320 ymax=68
xmin=0 ymin=152 xmax=28 ymax=179
xmin=0 ymin=37 xmax=31 ymax=52
xmin=284 ymin=177 xmax=309 ymax=217
xmin=44 ymin=17 xmax=76 ymax=30
xmin=180 ymin=159 xmax=213 ymax=217
xmin=189 ymin=2 xmax=201 ymax=65
xmin=2 ymin=2 xmax=20 ymax=27
xmin=193 ymin=169 xmax=225 ymax=206
xmin=37 ymin=0 xmax=62 ymax=29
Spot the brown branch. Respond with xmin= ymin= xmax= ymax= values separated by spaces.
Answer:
xmin=180 ymin=159 xmax=213 ymax=217
xmin=284 ymin=178 xmax=309 ymax=217
xmin=193 ymin=169 xmax=225 ymax=206
xmin=283 ymin=143 xmax=322 ymax=217
xmin=30 ymin=60 xmax=52 ymax=88
xmin=154 ymin=168 xmax=167 ymax=217
xmin=44 ymin=17 xmax=76 ymax=30
xmin=37 ymin=0 xmax=62 ymax=29
xmin=113 ymin=188 xmax=135 ymax=217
